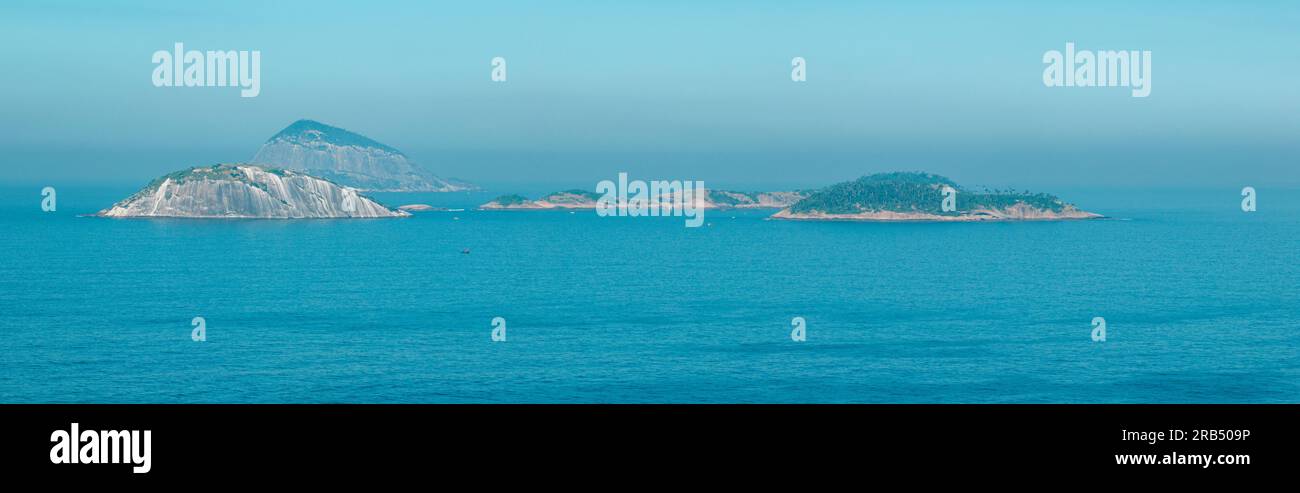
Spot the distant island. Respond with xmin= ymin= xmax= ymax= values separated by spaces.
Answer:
xmin=396 ymin=204 xmax=449 ymax=212
xmin=97 ymin=164 xmax=408 ymax=219
xmin=96 ymin=167 xmax=1098 ymax=222
xmin=481 ymin=173 xmax=1096 ymax=222
xmin=480 ymin=189 xmax=808 ymax=210
xmin=251 ymin=119 xmax=476 ymax=192
xmin=481 ymin=190 xmax=602 ymax=209
xmin=770 ymin=172 xmax=1100 ymax=221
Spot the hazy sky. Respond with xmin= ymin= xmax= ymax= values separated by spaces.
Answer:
xmin=1 ymin=0 xmax=1296 ymax=190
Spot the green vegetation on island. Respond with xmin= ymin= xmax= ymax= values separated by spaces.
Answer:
xmin=489 ymin=194 xmax=531 ymax=206
xmin=788 ymin=172 xmax=1068 ymax=216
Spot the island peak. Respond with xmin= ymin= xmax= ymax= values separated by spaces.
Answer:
xmin=251 ymin=119 xmax=477 ymax=192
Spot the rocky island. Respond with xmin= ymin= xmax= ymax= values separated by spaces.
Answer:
xmin=480 ymin=189 xmax=808 ymax=210
xmin=396 ymin=204 xmax=448 ymax=212
xmin=480 ymin=190 xmax=603 ymax=209
xmin=662 ymin=189 xmax=809 ymax=209
xmin=771 ymin=172 xmax=1100 ymax=221
xmin=251 ymin=119 xmax=476 ymax=192
xmin=97 ymin=164 xmax=408 ymax=218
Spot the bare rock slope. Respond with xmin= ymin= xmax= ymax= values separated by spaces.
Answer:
xmin=251 ymin=119 xmax=474 ymax=192
xmin=97 ymin=164 xmax=407 ymax=218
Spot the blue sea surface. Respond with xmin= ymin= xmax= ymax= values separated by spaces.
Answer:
xmin=0 ymin=186 xmax=1296 ymax=403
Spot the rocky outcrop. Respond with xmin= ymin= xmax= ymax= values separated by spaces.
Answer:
xmin=655 ymin=189 xmax=808 ymax=209
xmin=97 ymin=164 xmax=407 ymax=218
xmin=480 ymin=189 xmax=808 ymax=210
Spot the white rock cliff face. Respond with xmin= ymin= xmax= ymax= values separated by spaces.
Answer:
xmin=98 ymin=164 xmax=408 ymax=218
xmin=250 ymin=119 xmax=473 ymax=192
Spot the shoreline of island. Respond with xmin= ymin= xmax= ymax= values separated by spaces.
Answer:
xmin=769 ymin=205 xmax=1103 ymax=222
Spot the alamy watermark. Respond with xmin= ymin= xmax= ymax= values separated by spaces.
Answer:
xmin=1091 ymin=316 xmax=1107 ymax=342
xmin=50 ymin=423 xmax=151 ymax=474
xmin=1241 ymin=187 xmax=1256 ymax=212
xmin=1043 ymin=42 xmax=1151 ymax=98
xmin=941 ymin=186 xmax=957 ymax=212
xmin=41 ymin=186 xmax=56 ymax=212
xmin=191 ymin=316 xmax=207 ymax=342
xmin=491 ymin=57 xmax=507 ymax=82
xmin=491 ymin=317 xmax=507 ymax=342
xmin=596 ymin=172 xmax=706 ymax=228
xmin=152 ymin=43 xmax=261 ymax=97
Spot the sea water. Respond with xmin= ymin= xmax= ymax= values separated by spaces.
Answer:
xmin=0 ymin=186 xmax=1296 ymax=402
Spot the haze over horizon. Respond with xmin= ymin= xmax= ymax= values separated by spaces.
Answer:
xmin=2 ymin=0 xmax=1296 ymax=190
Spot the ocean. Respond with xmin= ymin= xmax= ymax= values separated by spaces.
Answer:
xmin=1 ymin=186 xmax=1296 ymax=403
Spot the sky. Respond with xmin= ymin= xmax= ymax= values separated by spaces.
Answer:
xmin=0 ymin=0 xmax=1296 ymax=191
